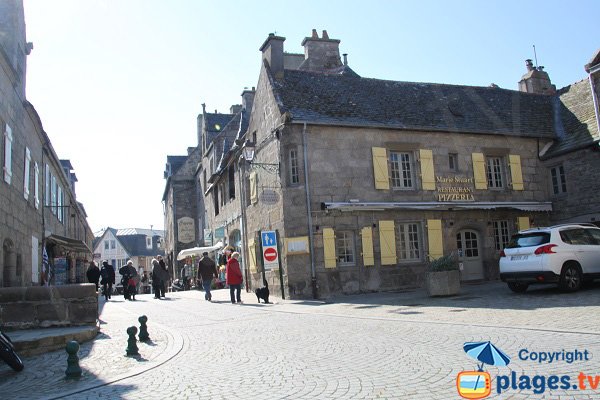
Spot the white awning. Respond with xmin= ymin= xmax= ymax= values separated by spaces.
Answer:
xmin=176 ymin=241 xmax=224 ymax=260
xmin=322 ymin=201 xmax=553 ymax=212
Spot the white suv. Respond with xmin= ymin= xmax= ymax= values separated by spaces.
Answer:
xmin=499 ymin=224 xmax=600 ymax=293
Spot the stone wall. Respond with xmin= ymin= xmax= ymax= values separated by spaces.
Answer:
xmin=0 ymin=283 xmax=98 ymax=330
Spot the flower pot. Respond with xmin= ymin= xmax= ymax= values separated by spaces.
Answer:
xmin=426 ymin=269 xmax=460 ymax=296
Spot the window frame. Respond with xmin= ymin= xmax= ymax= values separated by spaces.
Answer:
xmin=335 ymin=230 xmax=356 ymax=266
xmin=397 ymin=222 xmax=422 ymax=261
xmin=3 ymin=124 xmax=13 ymax=184
xmin=23 ymin=147 xmax=31 ymax=199
xmin=493 ymin=220 xmax=510 ymax=251
xmin=486 ymin=156 xmax=505 ymax=189
xmin=448 ymin=153 xmax=458 ymax=172
xmin=34 ymin=162 xmax=40 ymax=209
xmin=389 ymin=151 xmax=415 ymax=190
xmin=550 ymin=165 xmax=567 ymax=195
xmin=289 ymin=148 xmax=300 ymax=185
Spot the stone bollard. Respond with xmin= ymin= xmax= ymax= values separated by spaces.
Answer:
xmin=65 ymin=340 xmax=82 ymax=378
xmin=138 ymin=315 xmax=150 ymax=342
xmin=126 ymin=326 xmax=139 ymax=356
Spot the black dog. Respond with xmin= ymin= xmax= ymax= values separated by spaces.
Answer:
xmin=255 ymin=281 xmax=270 ymax=303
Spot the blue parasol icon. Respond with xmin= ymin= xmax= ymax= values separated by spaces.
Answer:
xmin=463 ymin=341 xmax=511 ymax=371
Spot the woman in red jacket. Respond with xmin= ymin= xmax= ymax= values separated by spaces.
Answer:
xmin=226 ymin=252 xmax=243 ymax=304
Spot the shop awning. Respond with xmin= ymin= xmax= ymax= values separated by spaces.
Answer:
xmin=176 ymin=241 xmax=224 ymax=260
xmin=45 ymin=234 xmax=91 ymax=253
xmin=322 ymin=201 xmax=553 ymax=212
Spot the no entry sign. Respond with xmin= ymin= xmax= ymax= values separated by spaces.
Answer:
xmin=264 ymin=247 xmax=278 ymax=262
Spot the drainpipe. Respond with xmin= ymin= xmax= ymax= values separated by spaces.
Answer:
xmin=302 ymin=123 xmax=317 ymax=298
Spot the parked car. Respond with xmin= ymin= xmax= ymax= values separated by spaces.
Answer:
xmin=500 ymin=223 xmax=600 ymax=293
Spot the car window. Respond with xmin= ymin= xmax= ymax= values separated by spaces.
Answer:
xmin=560 ymin=228 xmax=593 ymax=245
xmin=585 ymin=229 xmax=600 ymax=245
xmin=507 ymin=232 xmax=550 ymax=248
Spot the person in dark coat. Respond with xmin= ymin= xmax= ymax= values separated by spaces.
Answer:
xmin=226 ymin=252 xmax=243 ymax=304
xmin=151 ymin=258 xmax=163 ymax=299
xmin=197 ymin=252 xmax=218 ymax=301
xmin=100 ymin=261 xmax=115 ymax=301
xmin=157 ymin=255 xmax=168 ymax=297
xmin=119 ymin=260 xmax=138 ymax=301
xmin=86 ymin=261 xmax=101 ymax=291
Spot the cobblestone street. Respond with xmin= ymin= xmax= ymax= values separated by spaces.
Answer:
xmin=1 ymin=281 xmax=600 ymax=399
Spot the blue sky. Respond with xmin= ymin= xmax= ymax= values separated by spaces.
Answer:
xmin=22 ymin=0 xmax=600 ymax=232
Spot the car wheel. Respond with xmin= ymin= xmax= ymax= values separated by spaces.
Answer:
xmin=560 ymin=264 xmax=582 ymax=292
xmin=507 ymin=282 xmax=529 ymax=293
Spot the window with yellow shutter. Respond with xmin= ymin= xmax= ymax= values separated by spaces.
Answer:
xmin=509 ymin=154 xmax=524 ymax=190
xmin=323 ymin=228 xmax=337 ymax=268
xmin=249 ymin=171 xmax=258 ymax=204
xmin=372 ymin=147 xmax=390 ymax=190
xmin=426 ymin=219 xmax=443 ymax=260
xmin=472 ymin=153 xmax=487 ymax=190
xmin=361 ymin=227 xmax=375 ymax=267
xmin=419 ymin=149 xmax=435 ymax=191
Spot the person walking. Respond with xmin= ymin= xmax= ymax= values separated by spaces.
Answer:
xmin=197 ymin=252 xmax=218 ymax=301
xmin=157 ymin=255 xmax=168 ymax=297
xmin=86 ymin=261 xmax=101 ymax=291
xmin=119 ymin=260 xmax=138 ymax=301
xmin=151 ymin=258 xmax=163 ymax=299
xmin=100 ymin=261 xmax=115 ymax=301
xmin=226 ymin=252 xmax=243 ymax=304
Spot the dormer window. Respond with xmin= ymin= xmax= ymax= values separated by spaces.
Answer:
xmin=146 ymin=236 xmax=152 ymax=249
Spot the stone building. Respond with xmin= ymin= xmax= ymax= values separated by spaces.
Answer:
xmin=0 ymin=0 xmax=93 ymax=287
xmin=165 ymin=29 xmax=598 ymax=299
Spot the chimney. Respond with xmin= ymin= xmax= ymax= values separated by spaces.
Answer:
xmin=343 ymin=53 xmax=348 ymax=66
xmin=259 ymin=33 xmax=285 ymax=78
xmin=241 ymin=87 xmax=256 ymax=112
xmin=300 ymin=29 xmax=342 ymax=72
xmin=518 ymin=59 xmax=556 ymax=95
xmin=230 ymin=104 xmax=242 ymax=114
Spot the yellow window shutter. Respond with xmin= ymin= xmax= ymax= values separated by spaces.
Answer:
xmin=248 ymin=237 xmax=257 ymax=272
xmin=361 ymin=227 xmax=375 ymax=267
xmin=372 ymin=147 xmax=390 ymax=190
xmin=419 ymin=149 xmax=435 ymax=190
xmin=250 ymin=171 xmax=258 ymax=204
xmin=509 ymin=154 xmax=524 ymax=191
xmin=379 ymin=220 xmax=397 ymax=265
xmin=323 ymin=228 xmax=336 ymax=269
xmin=472 ymin=153 xmax=487 ymax=190
xmin=427 ymin=219 xmax=443 ymax=260
xmin=517 ymin=216 xmax=530 ymax=231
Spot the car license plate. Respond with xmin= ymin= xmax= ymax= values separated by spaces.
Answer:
xmin=511 ymin=255 xmax=528 ymax=261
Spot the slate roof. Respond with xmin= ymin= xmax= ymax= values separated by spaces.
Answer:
xmin=205 ymin=113 xmax=235 ymax=144
xmin=275 ymin=69 xmax=556 ymax=138
xmin=543 ymin=79 xmax=600 ymax=158
xmin=166 ymin=155 xmax=188 ymax=176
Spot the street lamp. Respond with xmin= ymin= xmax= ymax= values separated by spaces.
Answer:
xmin=242 ymin=139 xmax=279 ymax=174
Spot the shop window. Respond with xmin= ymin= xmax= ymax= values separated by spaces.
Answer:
xmin=493 ymin=220 xmax=510 ymax=251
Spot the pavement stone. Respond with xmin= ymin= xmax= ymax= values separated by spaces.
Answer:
xmin=0 ymin=282 xmax=599 ymax=399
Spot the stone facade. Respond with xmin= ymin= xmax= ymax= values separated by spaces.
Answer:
xmin=0 ymin=1 xmax=93 ymax=288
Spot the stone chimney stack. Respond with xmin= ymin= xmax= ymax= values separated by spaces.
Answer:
xmin=260 ymin=33 xmax=285 ymax=78
xmin=241 ymin=87 xmax=256 ymax=112
xmin=300 ymin=29 xmax=342 ymax=72
xmin=518 ymin=59 xmax=556 ymax=95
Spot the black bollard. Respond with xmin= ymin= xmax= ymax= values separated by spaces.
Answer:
xmin=126 ymin=326 xmax=139 ymax=356
xmin=65 ymin=340 xmax=82 ymax=378
xmin=138 ymin=315 xmax=150 ymax=342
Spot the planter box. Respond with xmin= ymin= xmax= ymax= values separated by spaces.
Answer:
xmin=426 ymin=270 xmax=460 ymax=296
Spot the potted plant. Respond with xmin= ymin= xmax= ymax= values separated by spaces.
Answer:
xmin=426 ymin=253 xmax=460 ymax=296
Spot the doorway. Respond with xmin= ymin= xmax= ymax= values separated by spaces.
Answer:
xmin=456 ymin=230 xmax=484 ymax=281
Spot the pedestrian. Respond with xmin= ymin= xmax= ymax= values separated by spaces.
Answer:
xmin=197 ymin=252 xmax=218 ymax=301
xmin=157 ymin=255 xmax=168 ymax=297
xmin=151 ymin=258 xmax=163 ymax=299
xmin=100 ymin=261 xmax=115 ymax=301
xmin=86 ymin=261 xmax=101 ymax=291
xmin=141 ymin=271 xmax=149 ymax=293
xmin=119 ymin=260 xmax=138 ymax=301
xmin=226 ymin=252 xmax=243 ymax=304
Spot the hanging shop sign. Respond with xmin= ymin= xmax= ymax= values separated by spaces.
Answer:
xmin=177 ymin=217 xmax=195 ymax=244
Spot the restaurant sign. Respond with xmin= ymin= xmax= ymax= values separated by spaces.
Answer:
xmin=436 ymin=175 xmax=475 ymax=202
